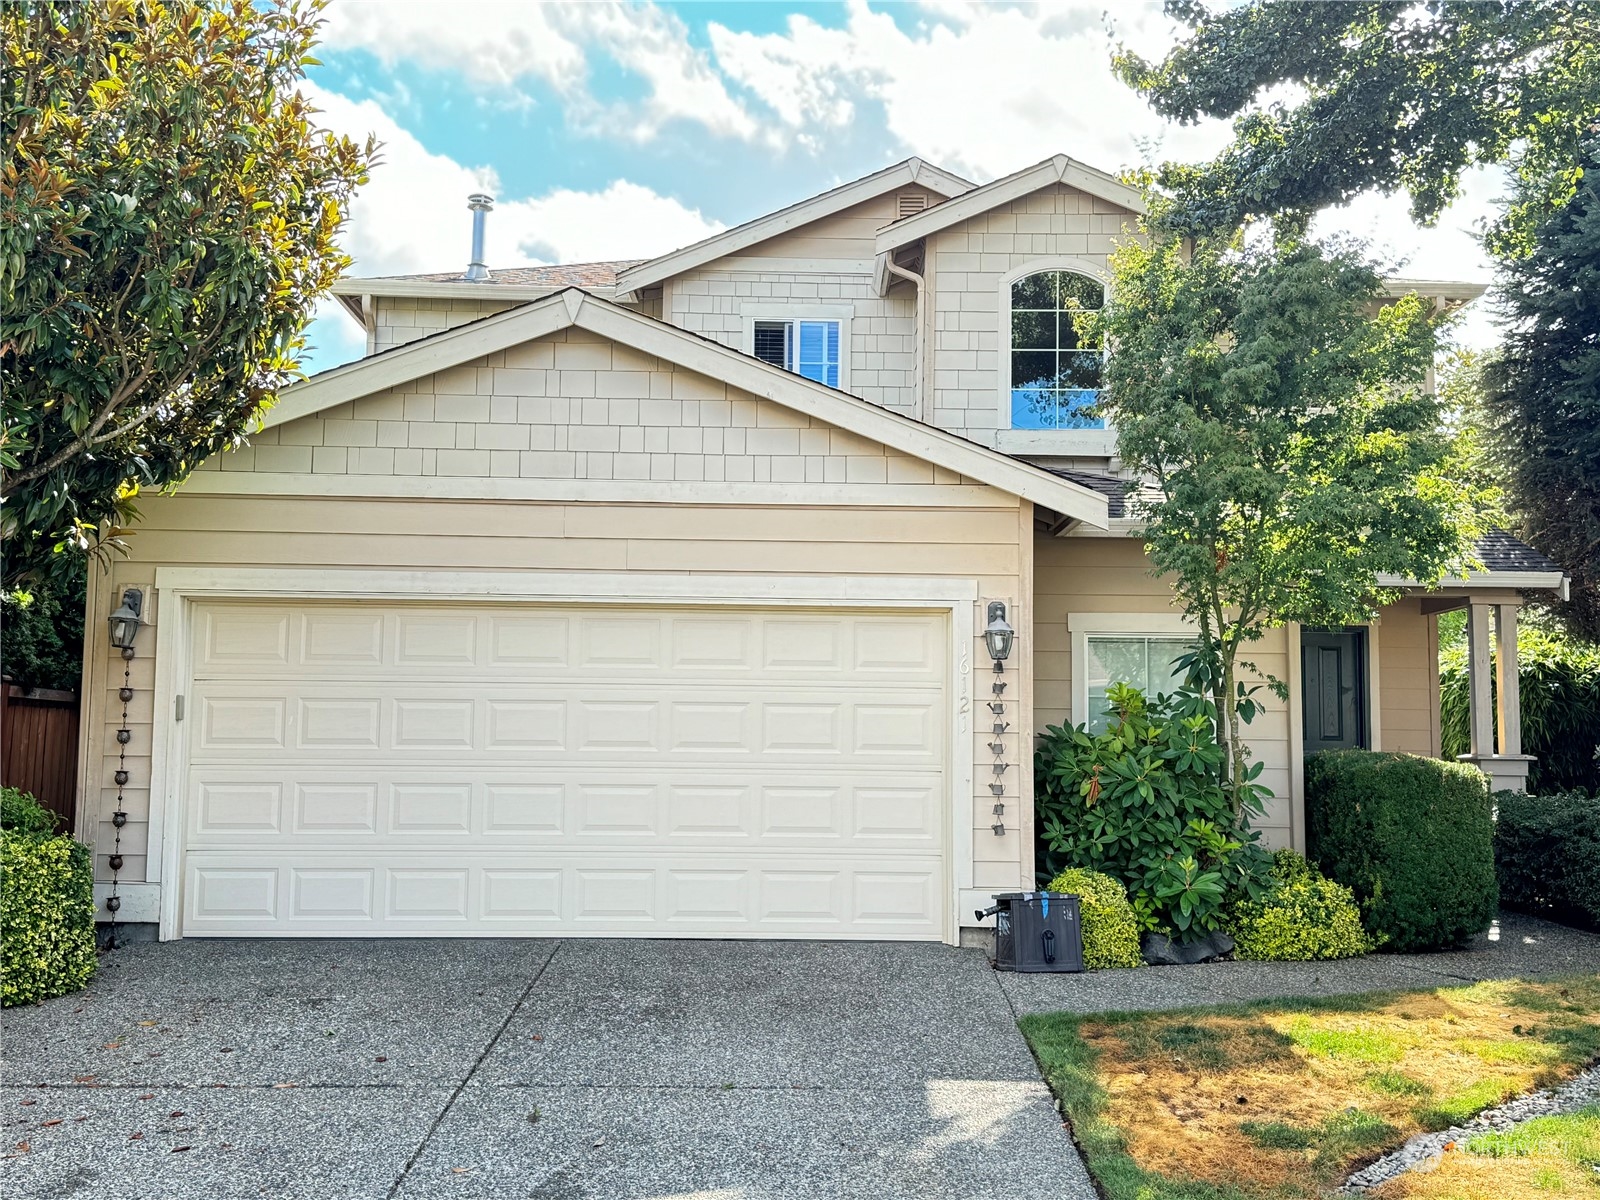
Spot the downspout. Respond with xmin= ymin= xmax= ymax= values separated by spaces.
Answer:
xmin=884 ymin=256 xmax=927 ymax=424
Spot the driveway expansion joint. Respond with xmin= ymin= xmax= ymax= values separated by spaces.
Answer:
xmin=383 ymin=941 xmax=563 ymax=1200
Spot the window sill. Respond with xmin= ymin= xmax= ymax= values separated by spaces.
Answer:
xmin=994 ymin=428 xmax=1117 ymax=457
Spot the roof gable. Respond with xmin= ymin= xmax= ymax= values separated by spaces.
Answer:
xmin=266 ymin=290 xmax=1109 ymax=526
xmin=613 ymin=158 xmax=974 ymax=299
xmin=875 ymin=154 xmax=1144 ymax=256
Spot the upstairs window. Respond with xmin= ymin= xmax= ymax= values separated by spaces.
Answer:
xmin=1010 ymin=270 xmax=1105 ymax=430
xmin=753 ymin=319 xmax=841 ymax=388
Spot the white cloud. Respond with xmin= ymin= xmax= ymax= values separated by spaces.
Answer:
xmin=707 ymin=1 xmax=1231 ymax=181
xmin=300 ymin=81 xmax=724 ymax=277
xmin=319 ymin=1 xmax=758 ymax=142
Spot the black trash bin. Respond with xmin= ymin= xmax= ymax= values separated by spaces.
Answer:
xmin=976 ymin=892 xmax=1084 ymax=973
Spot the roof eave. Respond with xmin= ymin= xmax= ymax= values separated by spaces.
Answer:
xmin=875 ymin=153 xmax=1146 ymax=256
xmin=614 ymin=157 xmax=975 ymax=297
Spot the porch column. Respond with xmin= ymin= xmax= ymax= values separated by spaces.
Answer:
xmin=1495 ymin=603 xmax=1522 ymax=757
xmin=1465 ymin=601 xmax=1494 ymax=757
xmin=1459 ymin=598 xmax=1534 ymax=794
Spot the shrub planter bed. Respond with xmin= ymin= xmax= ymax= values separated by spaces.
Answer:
xmin=1 ymin=787 xmax=96 ymax=1006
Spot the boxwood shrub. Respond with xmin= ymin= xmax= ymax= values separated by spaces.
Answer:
xmin=1306 ymin=751 xmax=1497 ymax=952
xmin=1045 ymin=868 xmax=1145 ymax=970
xmin=1227 ymin=850 xmax=1371 ymax=961
xmin=1495 ymin=790 xmax=1600 ymax=929
xmin=1 ymin=788 xmax=96 ymax=1006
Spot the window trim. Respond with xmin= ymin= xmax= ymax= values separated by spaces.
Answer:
xmin=741 ymin=305 xmax=853 ymax=393
xmin=996 ymin=258 xmax=1115 ymax=454
xmin=1068 ymin=611 xmax=1197 ymax=727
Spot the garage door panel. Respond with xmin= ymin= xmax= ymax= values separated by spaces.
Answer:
xmin=189 ymin=769 xmax=942 ymax=850
xmin=183 ymin=601 xmax=949 ymax=939
xmin=192 ymin=606 xmax=943 ymax=685
xmin=191 ymin=685 xmax=943 ymax=765
xmin=184 ymin=852 xmax=944 ymax=937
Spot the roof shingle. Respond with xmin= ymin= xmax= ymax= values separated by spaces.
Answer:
xmin=373 ymin=260 xmax=648 ymax=288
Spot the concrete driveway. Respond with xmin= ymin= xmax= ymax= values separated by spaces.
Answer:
xmin=1 ymin=939 xmax=1095 ymax=1200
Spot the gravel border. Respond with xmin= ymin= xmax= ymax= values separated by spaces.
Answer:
xmin=1343 ymin=1064 xmax=1600 ymax=1191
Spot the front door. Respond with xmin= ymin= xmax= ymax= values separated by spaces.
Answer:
xmin=1301 ymin=629 xmax=1368 ymax=753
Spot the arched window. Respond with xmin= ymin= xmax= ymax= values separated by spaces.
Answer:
xmin=1009 ymin=270 xmax=1105 ymax=429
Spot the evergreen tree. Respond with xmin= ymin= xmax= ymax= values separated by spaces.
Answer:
xmin=1483 ymin=143 xmax=1600 ymax=639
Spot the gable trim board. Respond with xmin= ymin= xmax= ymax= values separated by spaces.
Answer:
xmin=266 ymin=288 xmax=1111 ymax=527
xmin=614 ymin=158 xmax=975 ymax=300
xmin=145 ymin=567 xmax=980 ymax=941
xmin=874 ymin=154 xmax=1146 ymax=260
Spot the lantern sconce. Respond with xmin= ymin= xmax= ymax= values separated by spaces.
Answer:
xmin=983 ymin=601 xmax=1014 ymax=669
xmin=108 ymin=588 xmax=144 ymax=655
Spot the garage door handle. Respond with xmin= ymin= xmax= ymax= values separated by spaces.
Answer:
xmin=1041 ymin=929 xmax=1056 ymax=964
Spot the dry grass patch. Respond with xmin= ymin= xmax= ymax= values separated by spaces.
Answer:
xmin=1020 ymin=975 xmax=1600 ymax=1200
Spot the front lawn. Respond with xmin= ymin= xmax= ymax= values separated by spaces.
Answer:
xmin=1019 ymin=975 xmax=1600 ymax=1200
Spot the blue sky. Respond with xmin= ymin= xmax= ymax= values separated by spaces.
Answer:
xmin=299 ymin=0 xmax=1504 ymax=374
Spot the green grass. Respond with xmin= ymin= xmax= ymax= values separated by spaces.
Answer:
xmin=1466 ymin=1106 xmax=1600 ymax=1164
xmin=1364 ymin=1070 xmax=1432 ymax=1098
xmin=1415 ymin=1077 xmax=1517 ymax=1130
xmin=1285 ymin=1019 xmax=1404 ymax=1065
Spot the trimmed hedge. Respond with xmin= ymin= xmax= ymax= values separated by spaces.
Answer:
xmin=1306 ymin=751 xmax=1498 ymax=952
xmin=1045 ymin=868 xmax=1145 ymax=970
xmin=1495 ymin=790 xmax=1600 ymax=929
xmin=1227 ymin=850 xmax=1371 ymax=961
xmin=1 ymin=789 xmax=96 ymax=1006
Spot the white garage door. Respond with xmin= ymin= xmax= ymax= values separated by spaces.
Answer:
xmin=180 ymin=601 xmax=949 ymax=939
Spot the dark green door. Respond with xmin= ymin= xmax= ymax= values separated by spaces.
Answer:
xmin=1301 ymin=629 xmax=1368 ymax=753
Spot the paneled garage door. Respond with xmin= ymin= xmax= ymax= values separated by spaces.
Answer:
xmin=180 ymin=601 xmax=949 ymax=938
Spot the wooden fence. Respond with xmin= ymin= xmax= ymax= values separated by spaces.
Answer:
xmin=1 ymin=681 xmax=80 ymax=830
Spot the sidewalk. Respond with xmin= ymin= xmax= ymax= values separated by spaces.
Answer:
xmin=998 ymin=910 xmax=1600 ymax=1016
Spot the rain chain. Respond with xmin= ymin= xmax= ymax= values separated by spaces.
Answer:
xmin=106 ymin=641 xmax=134 ymax=948
xmin=982 ymin=601 xmax=1016 ymax=837
xmin=988 ymin=668 xmax=1008 ymax=835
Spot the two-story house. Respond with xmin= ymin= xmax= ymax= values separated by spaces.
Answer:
xmin=79 ymin=155 xmax=1564 ymax=944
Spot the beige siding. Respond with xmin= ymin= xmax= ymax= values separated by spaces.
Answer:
xmin=81 ymin=326 xmax=1033 ymax=923
xmin=926 ymin=182 xmax=1141 ymax=439
xmin=221 ymin=328 xmax=950 ymax=487
xmin=662 ymin=191 xmax=936 ymax=419
xmin=371 ymin=296 xmax=521 ymax=352
xmin=749 ymin=187 xmax=939 ymax=261
xmin=1034 ymin=534 xmax=1300 ymax=849
xmin=1376 ymin=598 xmax=1441 ymax=757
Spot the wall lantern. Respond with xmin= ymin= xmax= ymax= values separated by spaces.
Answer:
xmin=108 ymin=588 xmax=144 ymax=653
xmin=984 ymin=601 xmax=1014 ymax=667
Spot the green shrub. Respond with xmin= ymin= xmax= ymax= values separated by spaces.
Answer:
xmin=1 ymin=786 xmax=60 ymax=835
xmin=1036 ymin=682 xmax=1272 ymax=938
xmin=1 ymin=789 xmax=96 ymax=1006
xmin=1227 ymin=850 xmax=1372 ymax=961
xmin=1494 ymin=790 xmax=1600 ymax=929
xmin=1306 ymin=751 xmax=1497 ymax=952
xmin=1045 ymin=868 xmax=1145 ymax=969
xmin=1440 ymin=621 xmax=1600 ymax=794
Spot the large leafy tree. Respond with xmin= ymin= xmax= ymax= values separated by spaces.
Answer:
xmin=1 ymin=0 xmax=372 ymax=586
xmin=1094 ymin=235 xmax=1492 ymax=806
xmin=1116 ymin=1 xmax=1600 ymax=253
xmin=1481 ymin=141 xmax=1600 ymax=639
